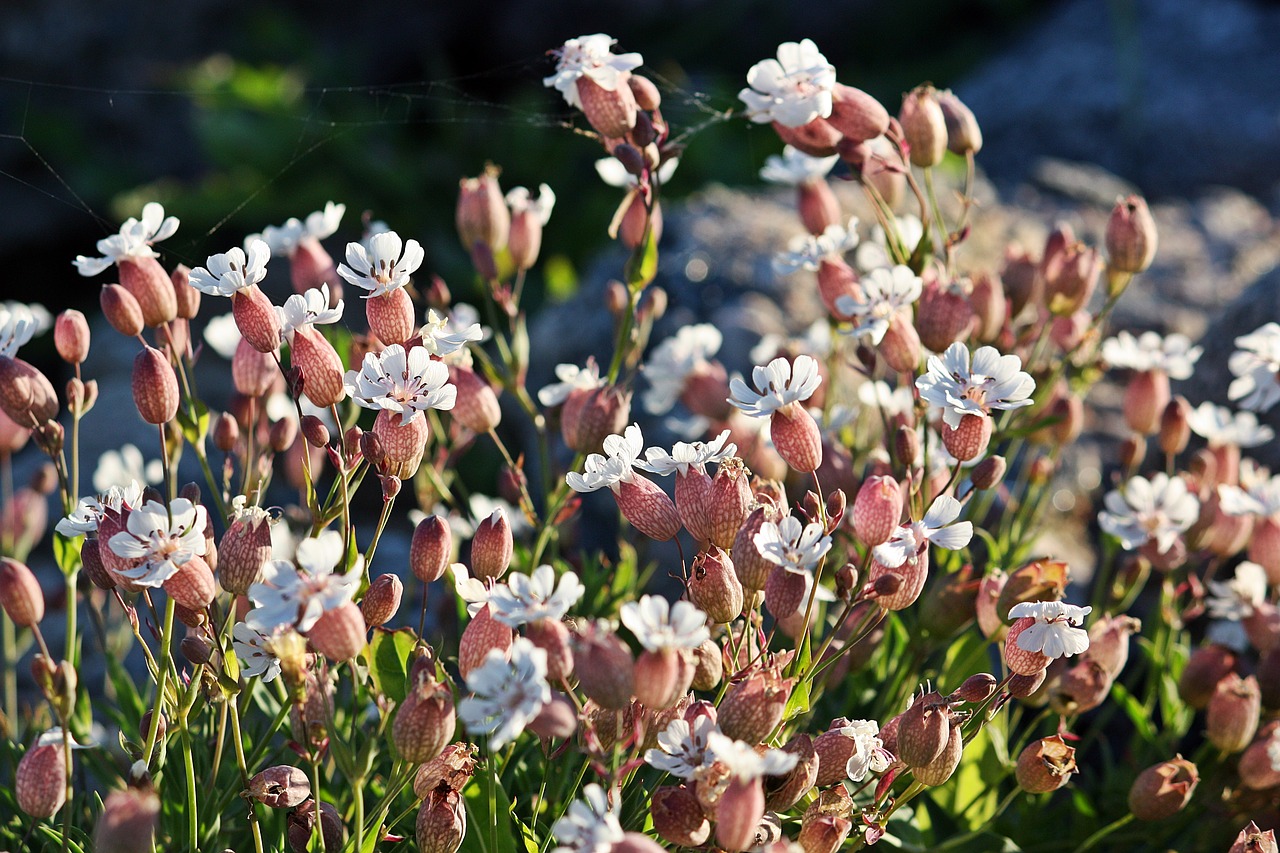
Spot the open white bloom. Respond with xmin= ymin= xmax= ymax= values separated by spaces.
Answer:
xmin=544 ymin=34 xmax=643 ymax=108
xmin=93 ymin=445 xmax=163 ymax=494
xmin=0 ymin=302 xmax=43 ymax=358
xmin=203 ymin=313 xmax=242 ymax=359
xmin=277 ymin=283 xmax=343 ymax=339
xmin=256 ymin=202 xmax=345 ymax=256
xmin=1187 ymin=402 xmax=1274 ymax=448
xmin=836 ymin=719 xmax=893 ymax=782
xmin=245 ymin=531 xmax=362 ymax=634
xmin=760 ymin=145 xmax=839 ymax=185
xmin=189 ymin=240 xmax=271 ymax=297
xmin=506 ymin=184 xmax=556 ymax=224
xmin=873 ymin=495 xmax=973 ymax=568
xmin=636 ymin=430 xmax=736 ymax=477
xmin=855 ymin=215 xmax=924 ymax=273
xmin=916 ymin=342 xmax=1036 ymax=429
xmin=1101 ymin=330 xmax=1201 ymax=379
xmin=858 ymin=380 xmax=916 ymax=418
xmin=1008 ymin=601 xmax=1092 ymax=659
xmin=488 ymin=565 xmax=585 ymax=627
xmin=773 ymin=219 xmax=859 ymax=275
xmin=55 ymin=481 xmax=144 ymax=537
xmin=566 ymin=423 xmax=643 ymax=493
xmin=1229 ymin=323 xmax=1280 ymax=412
xmin=1206 ymin=562 xmax=1269 ymax=621
xmin=1219 ymin=475 xmax=1280 ymax=520
xmin=1098 ymin=473 xmax=1199 ymax=553
xmin=620 ymin=595 xmax=710 ymax=652
xmin=551 ymin=783 xmax=625 ymax=853
xmin=705 ymin=731 xmax=800 ymax=781
xmin=107 ymin=498 xmax=208 ymax=587
xmin=419 ymin=308 xmax=483 ymax=358
xmin=73 ymin=202 xmax=179 ymax=276
xmin=232 ymin=622 xmax=283 ymax=682
xmin=729 ymin=354 xmax=822 ymax=418
xmin=755 ymin=515 xmax=832 ymax=575
xmin=344 ymin=344 xmax=455 ymax=423
xmin=642 ymin=323 xmax=722 ymax=415
xmin=644 ymin=716 xmax=719 ymax=779
xmin=459 ymin=637 xmax=550 ymax=751
xmin=739 ymin=39 xmax=836 ymax=127
xmin=539 ymin=361 xmax=605 ymax=407
xmin=836 ymin=265 xmax=922 ymax=344
xmin=337 ymin=230 xmax=423 ymax=297
xmin=450 ymin=563 xmax=489 ymax=617
xmin=595 ymin=156 xmax=679 ymax=189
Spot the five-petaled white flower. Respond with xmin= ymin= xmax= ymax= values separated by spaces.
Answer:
xmin=488 ymin=565 xmax=585 ymax=628
xmin=255 ymin=202 xmax=345 ymax=256
xmin=565 ymin=423 xmax=644 ymax=494
xmin=344 ymin=344 xmax=456 ymax=423
xmin=873 ymin=495 xmax=973 ymax=568
xmin=739 ymin=39 xmax=837 ymax=128
xmin=1186 ymin=402 xmax=1274 ymax=448
xmin=1008 ymin=601 xmax=1092 ymax=659
xmin=458 ymin=637 xmax=551 ymax=751
xmin=74 ymin=202 xmax=179 ymax=276
xmin=1229 ymin=323 xmax=1280 ymax=412
xmin=636 ymin=430 xmax=736 ymax=477
xmin=1206 ymin=562 xmax=1269 ymax=621
xmin=107 ymin=498 xmax=208 ymax=587
xmin=189 ymin=240 xmax=271 ymax=297
xmin=773 ymin=219 xmax=859 ymax=275
xmin=506 ymin=184 xmax=557 ymax=224
xmin=755 ymin=515 xmax=832 ymax=575
xmin=916 ymin=342 xmax=1036 ymax=429
xmin=419 ymin=308 xmax=483 ymax=358
xmin=704 ymin=731 xmax=800 ymax=781
xmin=232 ymin=622 xmax=283 ymax=683
xmin=538 ymin=361 xmax=606 ymax=407
xmin=642 ymin=323 xmax=722 ymax=415
xmin=619 ymin=595 xmax=710 ymax=652
xmin=56 ymin=481 xmax=144 ymax=537
xmin=644 ymin=716 xmax=719 ymax=779
xmin=245 ymin=530 xmax=361 ymax=634
xmin=759 ymin=145 xmax=839 ymax=185
xmin=1101 ymin=330 xmax=1201 ymax=379
xmin=337 ymin=230 xmax=424 ymax=297
xmin=544 ymin=34 xmax=644 ymax=108
xmin=837 ymin=265 xmax=923 ymax=344
xmin=0 ymin=302 xmax=44 ymax=358
xmin=1097 ymin=473 xmax=1199 ymax=554
xmin=834 ymin=718 xmax=893 ymax=782
xmin=1219 ymin=474 xmax=1280 ymax=521
xmin=277 ymin=284 xmax=344 ymax=339
xmin=729 ymin=354 xmax=823 ymax=418
xmin=550 ymin=783 xmax=625 ymax=853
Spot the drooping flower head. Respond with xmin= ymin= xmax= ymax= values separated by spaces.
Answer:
xmin=636 ymin=430 xmax=736 ymax=477
xmin=739 ymin=39 xmax=837 ymax=127
xmin=188 ymin=240 xmax=271 ymax=297
xmin=245 ymin=530 xmax=361 ymax=634
xmin=1097 ymin=473 xmax=1199 ymax=553
xmin=55 ymin=479 xmax=145 ymax=537
xmin=773 ymin=220 xmax=859 ymax=275
xmin=565 ymin=423 xmax=644 ymax=493
xmin=277 ymin=284 xmax=344 ymax=339
xmin=754 ymin=515 xmax=832 ymax=575
xmin=759 ymin=145 xmax=839 ymax=185
xmin=836 ymin=265 xmax=923 ymax=345
xmin=337 ymin=230 xmax=424 ymax=297
xmin=1228 ymin=323 xmax=1280 ymax=412
xmin=704 ymin=731 xmax=800 ymax=781
xmin=543 ymin=34 xmax=643 ymax=108
xmin=873 ymin=495 xmax=973 ymax=568
xmin=256 ymin=202 xmax=345 ymax=257
xmin=1186 ymin=402 xmax=1274 ymax=448
xmin=458 ymin=637 xmax=550 ymax=751
xmin=344 ymin=344 xmax=456 ymax=424
xmin=73 ymin=202 xmax=179 ymax=276
xmin=837 ymin=718 xmax=894 ymax=782
xmin=419 ymin=308 xmax=483 ymax=358
xmin=728 ymin=354 xmax=823 ymax=418
xmin=619 ymin=595 xmax=710 ymax=652
xmin=106 ymin=498 xmax=208 ymax=587
xmin=916 ymin=342 xmax=1036 ymax=429
xmin=1007 ymin=601 xmax=1092 ymax=659
xmin=550 ymin=783 xmax=625 ymax=853
xmin=642 ymin=324 xmax=722 ymax=415
xmin=487 ymin=565 xmax=585 ymax=628
xmin=1101 ymin=330 xmax=1201 ymax=379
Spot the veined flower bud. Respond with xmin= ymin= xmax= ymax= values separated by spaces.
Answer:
xmin=1008 ymin=668 xmax=1048 ymax=700
xmin=470 ymin=509 xmax=513 ymax=581
xmin=937 ymin=90 xmax=982 ymax=155
xmin=365 ymin=287 xmax=416 ymax=346
xmin=1158 ymin=396 xmax=1191 ymax=455
xmin=416 ymin=786 xmax=466 ymax=853
xmin=914 ymin=719 xmax=963 ymax=786
xmin=411 ymin=515 xmax=452 ymax=583
xmin=248 ymin=765 xmax=311 ymax=808
xmin=372 ymin=408 xmax=429 ymax=479
xmin=916 ymin=280 xmax=974 ymax=354
xmin=527 ymin=618 xmax=574 ymax=683
xmin=307 ymin=601 xmax=367 ymax=661
xmin=116 ymin=255 xmax=176 ymax=327
xmin=563 ymin=385 xmax=631 ymax=455
xmin=1238 ymin=721 xmax=1280 ymax=790
xmin=0 ymin=558 xmax=44 ymax=627
xmin=688 ymin=547 xmax=744 ymax=623
xmin=93 ymin=786 xmax=160 ymax=853
xmin=827 ymin=83 xmax=889 ymax=144
xmin=162 ymin=554 xmax=216 ymax=611
xmin=954 ymin=673 xmax=998 ymax=704
xmin=1206 ymin=673 xmax=1260 ymax=753
xmin=798 ymin=177 xmax=841 ymax=236
xmin=811 ymin=719 xmax=862 ymax=787
xmin=1015 ymin=735 xmax=1077 ymax=793
xmin=799 ymin=814 xmax=852 ymax=853
xmin=1106 ymin=195 xmax=1157 ymax=274
xmin=1128 ymin=756 xmax=1198 ymax=821
xmin=362 ymin=573 xmax=403 ymax=627
xmin=718 ymin=665 xmax=794 ymax=744
xmin=101 ymin=283 xmax=145 ymax=338
xmin=458 ymin=604 xmax=514 ymax=680
xmin=231 ymin=284 xmax=282 ymax=353
xmin=770 ymin=404 xmax=823 ymax=473
xmin=394 ymin=671 xmax=457 ymax=763
xmin=300 ymin=415 xmax=330 ymax=448
xmin=615 ymin=474 xmax=681 ymax=541
xmin=716 ymin=776 xmax=767 ymax=852
xmin=290 ymin=326 xmax=345 ymax=408
xmin=287 ymin=800 xmax=342 ymax=853
xmin=817 ymin=256 xmax=859 ymax=320
xmin=1042 ymin=235 xmax=1101 ymax=316
xmin=733 ymin=500 xmax=782 ymax=591
xmin=448 ymin=364 xmax=502 ymax=433
xmin=706 ymin=458 xmax=751 ymax=550
xmin=54 ymin=309 xmax=90 ymax=365
xmin=16 ymin=737 xmax=66 ymax=818
xmin=576 ymin=73 xmax=638 ymax=140
xmin=219 ymin=503 xmax=273 ymax=595
xmin=943 ymin=413 xmax=992 ymax=463
xmin=900 ymin=85 xmax=947 ymax=168
xmin=1004 ymin=616 xmax=1052 ymax=676
xmin=880 ymin=310 xmax=923 ymax=373
xmin=628 ymin=74 xmax=661 ymax=110
xmin=764 ymin=733 xmax=818 ymax=812
xmin=0 ymin=356 xmax=60 ymax=427
xmin=765 ymin=565 xmax=808 ymax=623
xmin=691 ymin=638 xmax=722 ymax=691
xmin=213 ymin=412 xmax=239 ymax=452
xmin=651 ymin=785 xmax=710 ymax=847
xmin=674 ymin=467 xmax=713 ymax=542
xmin=572 ymin=623 xmax=634 ymax=709
xmin=81 ymin=538 xmax=114 ymax=591
xmin=971 ymin=456 xmax=1007 ymax=491
xmin=1229 ymin=822 xmax=1278 ymax=853
xmin=456 ymin=165 xmax=510 ymax=255
xmin=180 ymin=635 xmax=213 ymax=665
xmin=171 ymin=264 xmax=200 ymax=319
xmin=773 ymin=116 xmax=841 ymax=157
xmin=870 ymin=546 xmax=930 ymax=611
xmin=634 ymin=648 xmax=694 ymax=710
xmin=131 ymin=346 xmax=179 ymax=425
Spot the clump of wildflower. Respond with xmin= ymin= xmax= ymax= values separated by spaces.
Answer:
xmin=338 ymin=229 xmax=423 ymax=343
xmin=458 ymin=637 xmax=550 ymax=751
xmin=232 ymin=622 xmax=283 ymax=683
xmin=755 ymin=515 xmax=832 ymax=575
xmin=345 ymin=344 xmax=456 ymax=423
xmin=620 ymin=595 xmax=710 ymax=653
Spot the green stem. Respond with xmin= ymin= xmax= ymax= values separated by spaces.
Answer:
xmin=229 ymin=694 xmax=267 ymax=853
xmin=183 ymin=728 xmax=199 ymax=852
xmin=141 ymin=597 xmax=176 ymax=768
xmin=1070 ymin=812 xmax=1135 ymax=853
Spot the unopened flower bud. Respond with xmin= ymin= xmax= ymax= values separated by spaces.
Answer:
xmin=853 ymin=475 xmax=903 ymax=547
xmin=613 ymin=143 xmax=646 ymax=176
xmin=690 ymin=638 xmax=722 ymax=691
xmin=897 ymin=691 xmax=952 ymax=768
xmin=1238 ymin=721 xmax=1280 ymax=790
xmin=628 ymin=74 xmax=661 ymax=111
xmin=571 ymin=623 xmax=634 ymax=709
xmin=416 ymin=786 xmax=466 ymax=853
xmin=458 ymin=604 xmax=514 ymax=680
xmin=470 ymin=509 xmax=513 ymax=581
xmin=213 ymin=412 xmax=239 ymax=452
xmin=651 ymin=785 xmax=710 ymax=847
xmin=0 ymin=558 xmax=44 ymax=626
xmin=936 ymin=90 xmax=982 ymax=155
xmin=971 ymin=455 xmax=1007 ymax=490
xmin=576 ymin=72 xmax=639 ymax=139
xmin=900 ymin=85 xmax=947 ymax=168
xmin=361 ymin=573 xmax=403 ymax=627
xmin=16 ymin=736 xmax=66 ymax=818
xmin=633 ymin=647 xmax=694 ymax=710
xmin=943 ymin=413 xmax=993 ymax=463
xmin=93 ymin=786 xmax=160 ymax=853
xmin=1158 ymin=396 xmax=1191 ymax=455
xmin=895 ymin=425 xmax=920 ymax=468
xmin=248 ymin=765 xmax=311 ymax=808
xmin=688 ymin=547 xmax=744 ymax=623
xmin=1042 ymin=233 xmax=1101 ymax=316
xmin=132 ymin=346 xmax=179 ymax=425
xmin=411 ymin=515 xmax=452 ymax=584
xmin=54 ymin=309 xmax=91 ymax=365
xmin=1008 ymin=668 xmax=1047 ymax=699
xmin=457 ymin=164 xmax=510 ymax=255
xmin=101 ymin=283 xmax=145 ymax=338
xmin=1106 ymin=195 xmax=1158 ymax=274
xmin=181 ymin=635 xmax=213 ymax=665
xmin=718 ymin=665 xmax=794 ymax=744
xmin=394 ymin=670 xmax=457 ymax=763
xmin=269 ymin=417 xmax=297 ymax=453
xmin=448 ymin=364 xmax=502 ymax=433
xmin=916 ymin=280 xmax=974 ymax=353
xmin=562 ymin=385 xmax=631 ymax=455
xmin=1119 ymin=434 xmax=1146 ymax=472
xmin=1016 ymin=735 xmax=1077 ymax=793
xmin=914 ymin=720 xmax=964 ymax=786
xmin=954 ymin=672 xmax=998 ymax=703
xmin=1128 ymin=756 xmax=1198 ymax=821
xmin=308 ymin=601 xmax=368 ymax=661
xmin=1206 ymin=673 xmax=1260 ymax=753
xmin=733 ymin=500 xmax=782 ymax=591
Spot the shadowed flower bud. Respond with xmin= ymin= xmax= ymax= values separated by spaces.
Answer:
xmin=0 ymin=356 xmax=59 ymax=428
xmin=448 ymin=364 xmax=502 ymax=433
xmin=300 ymin=415 xmax=330 ymax=448
xmin=688 ymin=547 xmax=744 ymax=624
xmin=633 ymin=648 xmax=694 ymax=710
xmin=457 ymin=165 xmax=510 ymax=255
xmin=1128 ymin=756 xmax=1197 ymax=821
xmin=17 ymin=736 xmax=66 ymax=818
xmin=458 ymin=604 xmax=514 ymax=680
xmin=93 ymin=786 xmax=160 ymax=853
xmin=132 ymin=346 xmax=179 ymax=425
xmin=471 ymin=509 xmax=514 ymax=581
xmin=394 ymin=671 xmax=457 ymax=763
xmin=249 ymin=765 xmax=311 ymax=808
xmin=101 ymin=283 xmax=145 ymax=337
xmin=180 ymin=635 xmax=213 ymax=665
xmin=899 ymin=85 xmax=947 ymax=168
xmin=219 ymin=502 xmax=273 ymax=595
xmin=651 ymin=785 xmax=710 ymax=847
xmin=1207 ymin=673 xmax=1260 ymax=753
xmin=170 ymin=264 xmax=200 ymax=319
xmin=1238 ymin=721 xmax=1280 ymax=790
xmin=954 ymin=673 xmax=998 ymax=703
xmin=54 ymin=310 xmax=90 ymax=365
xmin=937 ymin=90 xmax=982 ymax=155
xmin=1004 ymin=616 xmax=1054 ymax=676
xmin=0 ymin=558 xmax=44 ymax=626
xmin=1042 ymin=232 xmax=1101 ymax=316
xmin=897 ymin=691 xmax=952 ymax=768
xmin=914 ymin=720 xmax=964 ymax=786
xmin=718 ymin=665 xmax=794 ymax=744
xmin=733 ymin=500 xmax=782 ymax=591
xmin=269 ymin=417 xmax=298 ymax=453
xmin=230 ymin=284 xmax=281 ymax=353
xmin=416 ymin=786 xmax=466 ymax=853
xmin=691 ymin=638 xmax=722 ymax=691
xmin=572 ymin=622 xmax=634 ymax=709
xmin=880 ymin=311 xmax=923 ymax=373
xmin=362 ymin=573 xmax=403 ymax=627
xmin=1158 ymin=396 xmax=1191 ymax=455
xmin=1008 ymin=668 xmax=1047 ymax=699
xmin=290 ymin=326 xmax=346 ymax=408
xmin=916 ymin=280 xmax=974 ymax=354
xmin=1016 ymin=735 xmax=1077 ymax=793
xmin=853 ymin=476 xmax=903 ymax=547
xmin=563 ymin=385 xmax=631 ymax=455
xmin=213 ymin=412 xmax=239 ymax=452
xmin=969 ymin=271 xmax=1006 ymax=343
xmin=1106 ymin=195 xmax=1158 ymax=274
xmin=971 ymin=456 xmax=1007 ymax=490
xmin=288 ymin=800 xmax=342 ymax=853
xmin=827 ymin=83 xmax=889 ymax=144
xmin=308 ymin=601 xmax=367 ymax=661
xmin=411 ymin=515 xmax=452 ymax=583
xmin=1230 ymin=822 xmax=1279 ymax=853
xmin=765 ymin=734 xmax=818 ymax=812
xmin=765 ymin=565 xmax=808 ymax=623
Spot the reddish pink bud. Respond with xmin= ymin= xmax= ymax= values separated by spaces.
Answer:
xmin=688 ymin=547 xmax=744 ymax=624
xmin=170 ymin=264 xmax=200 ymax=319
xmin=1238 ymin=721 xmax=1280 ymax=790
xmin=691 ymin=638 xmax=723 ymax=691
xmin=900 ymin=85 xmax=947 ymax=168
xmin=916 ymin=280 xmax=974 ymax=353
xmin=0 ymin=558 xmax=44 ymax=627
xmin=290 ymin=238 xmax=340 ymax=297
xmin=1015 ymin=735 xmax=1077 ymax=793
xmin=1123 ymin=370 xmax=1170 ymax=435
xmin=248 ymin=765 xmax=311 ymax=808
xmin=416 ymin=785 xmax=466 ymax=853
xmin=365 ymin=287 xmax=416 ymax=346
xmin=372 ymin=409 xmax=430 ymax=479
xmin=633 ymin=648 xmax=694 ymax=710
xmin=1128 ymin=756 xmax=1198 ymax=820
xmin=896 ymin=691 xmax=952 ymax=768
xmin=394 ymin=671 xmax=457 ymax=763
xmin=651 ymin=785 xmax=711 ymax=847
xmin=576 ymin=75 xmax=638 ymax=139
xmin=218 ymin=503 xmax=272 ymax=595
xmin=458 ymin=604 xmax=514 ymax=680
xmin=0 ymin=356 xmax=59 ymax=427
xmin=733 ymin=500 xmax=782 ymax=591
xmin=943 ymin=413 xmax=993 ymax=462
xmin=674 ymin=467 xmax=713 ymax=542
xmin=764 ymin=565 xmax=808 ymax=624
xmin=769 ymin=404 xmax=823 ymax=473
xmin=308 ymin=601 xmax=368 ymax=661
xmin=1158 ymin=396 xmax=1191 ymax=456
xmin=1230 ymin=821 xmax=1279 ymax=853
xmin=562 ymin=385 xmax=632 ymax=455
xmin=411 ymin=515 xmax=452 ymax=583
xmin=869 ymin=547 xmax=930 ymax=611
xmin=213 ymin=412 xmax=239 ymax=452
xmin=470 ymin=509 xmax=514 ymax=580
xmin=827 ymin=84 xmax=889 ymax=144
xmin=1207 ymin=673 xmax=1260 ymax=753
xmin=101 ymin=283 xmax=145 ymax=338
xmin=269 ymin=417 xmax=298 ymax=453
xmin=527 ymin=618 xmax=574 ymax=683
xmin=1042 ymin=233 xmax=1101 ymax=316
xmin=232 ymin=337 xmax=278 ymax=398
xmin=231 ymin=284 xmax=282 ymax=353
xmin=132 ymin=346 xmax=179 ymax=425
xmin=362 ymin=574 xmax=403 ymax=627
xmin=706 ymin=457 xmax=751 ymax=550
xmin=1106 ymin=195 xmax=1158 ymax=274
xmin=879 ymin=311 xmax=923 ymax=373
xmin=853 ymin=476 xmax=902 ymax=547
xmin=614 ymin=474 xmax=681 ymax=541
xmin=718 ymin=665 xmax=794 ymax=744
xmin=817 ymin=256 xmax=859 ymax=320
xmin=290 ymin=326 xmax=346 ymax=408
xmin=914 ymin=719 xmax=963 ymax=786
xmin=773 ymin=118 xmax=841 ymax=157
xmin=93 ymin=786 xmax=160 ymax=853
xmin=16 ymin=737 xmax=66 ymax=818
xmin=528 ymin=693 xmax=577 ymax=740
xmin=968 ymin=271 xmax=1005 ymax=343
xmin=162 ymin=554 xmax=216 ymax=611
xmin=797 ymin=178 xmax=841 ymax=236
xmin=456 ymin=165 xmax=510 ymax=255
xmin=448 ymin=364 xmax=502 ymax=433
xmin=54 ymin=309 xmax=90 ymax=365
xmin=118 ymin=255 xmax=178 ymax=327
xmin=716 ymin=777 xmax=767 ymax=852
xmin=1004 ymin=616 xmax=1052 ymax=676
xmin=572 ymin=623 xmax=634 ymax=709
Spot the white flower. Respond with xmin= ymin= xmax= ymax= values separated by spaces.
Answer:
xmin=595 ymin=156 xmax=679 ymax=189
xmin=245 ymin=530 xmax=361 ymax=633
xmin=233 ymin=622 xmax=282 ymax=682
xmin=836 ymin=719 xmax=893 ymax=782
xmin=458 ymin=637 xmax=550 ymax=751
xmin=506 ymin=184 xmax=556 ymax=225
xmin=544 ymin=34 xmax=643 ymax=108
xmin=755 ymin=515 xmax=832 ymax=575
xmin=93 ymin=445 xmax=163 ymax=494
xmin=916 ymin=342 xmax=1036 ymax=429
xmin=450 ymin=563 xmax=489 ymax=617
xmin=1097 ymin=473 xmax=1199 ymax=553
xmin=55 ymin=481 xmax=144 ymax=537
xmin=277 ymin=284 xmax=343 ymax=339
xmin=1101 ymin=330 xmax=1201 ymax=379
xmin=636 ymin=430 xmax=736 ymax=477
xmin=203 ymin=313 xmax=242 ymax=359
xmin=337 ymin=230 xmax=424 ymax=297
xmin=836 ymin=265 xmax=922 ymax=345
xmin=728 ymin=354 xmax=822 ymax=418
xmin=644 ymin=716 xmax=719 ymax=779
xmin=0 ymin=302 xmax=43 ymax=358
xmin=419 ymin=308 xmax=483 ymax=358
xmin=550 ymin=783 xmax=625 ymax=853
xmin=855 ymin=215 xmax=924 ymax=273
xmin=1187 ymin=402 xmax=1274 ymax=448
xmin=773 ymin=219 xmax=859 ymax=275
xmin=759 ymin=145 xmax=838 ymax=185
xmin=749 ymin=319 xmax=833 ymax=366
xmin=705 ymin=731 xmax=800 ymax=781
xmin=642 ymin=324 xmax=722 ymax=416
xmin=1268 ymin=727 xmax=1280 ymax=774
xmin=1229 ymin=323 xmax=1280 ymax=412
xmin=1219 ymin=475 xmax=1280 ymax=520
xmin=619 ymin=595 xmax=709 ymax=652
xmin=873 ymin=495 xmax=973 ymax=568
xmin=1008 ymin=601 xmax=1092 ymax=659
xmin=738 ymin=39 xmax=836 ymax=127
xmin=538 ymin=361 xmax=605 ymax=407
xmin=189 ymin=240 xmax=271 ymax=297
xmin=344 ymin=344 xmax=456 ymax=423
xmin=1206 ymin=562 xmax=1269 ymax=621
xmin=488 ymin=565 xmax=585 ymax=627
xmin=858 ymin=380 xmax=915 ymax=418
xmin=74 ymin=202 xmax=179 ymax=276
xmin=256 ymin=202 xmax=345 ymax=256
xmin=107 ymin=498 xmax=208 ymax=587
xmin=566 ymin=424 xmax=643 ymax=493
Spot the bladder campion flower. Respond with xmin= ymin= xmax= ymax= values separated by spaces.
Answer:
xmin=245 ymin=530 xmax=361 ymax=634
xmin=106 ymin=498 xmax=208 ymax=587
xmin=872 ymin=495 xmax=973 ymax=569
xmin=644 ymin=716 xmax=719 ymax=779
xmin=550 ymin=783 xmax=625 ymax=853
xmin=754 ymin=515 xmax=832 ymax=575
xmin=458 ymin=637 xmax=550 ymax=751
xmin=543 ymin=35 xmax=643 ymax=110
xmin=1007 ymin=601 xmax=1092 ymax=659
xmin=566 ymin=424 xmax=681 ymax=540
xmin=73 ymin=202 xmax=179 ymax=277
xmin=836 ymin=264 xmax=923 ymax=345
xmin=337 ymin=230 xmax=423 ymax=298
xmin=1228 ymin=323 xmax=1280 ymax=412
xmin=1186 ymin=402 xmax=1274 ymax=448
xmin=729 ymin=354 xmax=824 ymax=472
xmin=1097 ymin=473 xmax=1198 ymax=554
xmin=487 ymin=565 xmax=585 ymax=628
xmin=620 ymin=595 xmax=710 ymax=652
xmin=916 ymin=342 xmax=1036 ymax=430
xmin=739 ymin=39 xmax=837 ymax=127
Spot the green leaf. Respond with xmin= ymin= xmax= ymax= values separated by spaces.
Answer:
xmin=1110 ymin=681 xmax=1156 ymax=742
xmin=907 ymin=221 xmax=932 ymax=274
xmin=53 ymin=533 xmax=82 ymax=576
xmin=177 ymin=399 xmax=211 ymax=446
xmin=543 ymin=254 xmax=578 ymax=303
xmin=366 ymin=627 xmax=418 ymax=705
xmin=459 ymin=778 xmax=517 ymax=853
xmin=624 ymin=220 xmax=659 ymax=292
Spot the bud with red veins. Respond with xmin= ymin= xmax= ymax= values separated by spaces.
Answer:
xmin=16 ymin=730 xmax=67 ymax=818
xmin=1128 ymin=756 xmax=1198 ymax=820
xmin=54 ymin=309 xmax=90 ymax=365
xmin=688 ymin=547 xmax=744 ymax=624
xmin=231 ymin=337 xmax=278 ymax=398
xmin=307 ymin=601 xmax=367 ymax=661
xmin=899 ymin=85 xmax=948 ymax=168
xmin=447 ymin=363 xmax=502 ymax=433
xmin=916 ymin=277 xmax=975 ymax=353
xmin=131 ymin=346 xmax=179 ymax=425
xmin=75 ymin=202 xmax=181 ymax=327
xmin=0 ymin=557 xmax=44 ymax=627
xmin=470 ymin=508 xmax=514 ymax=581
xmin=416 ymin=785 xmax=467 ymax=853
xmin=457 ymin=604 xmax=514 ymax=680
xmin=636 ymin=430 xmax=736 ymax=542
xmin=706 ymin=456 xmax=752 ymax=549
xmin=455 ymin=165 xmax=511 ymax=257
xmin=827 ymin=83 xmax=889 ymax=144
xmin=870 ymin=496 xmax=973 ymax=610
xmin=361 ymin=573 xmax=403 ymax=626
xmin=1207 ymin=672 xmax=1260 ymax=753
xmin=278 ymin=283 xmax=347 ymax=408
xmin=544 ymin=34 xmax=643 ymax=139
xmin=734 ymin=498 xmax=784 ymax=591
xmin=411 ymin=515 xmax=453 ymax=583
xmin=566 ymin=424 xmax=680 ymax=540
xmin=101 ymin=283 xmax=146 ymax=338
xmin=651 ymin=785 xmax=711 ymax=847
xmin=187 ymin=239 xmax=281 ymax=352
xmin=219 ymin=496 xmax=273 ymax=595
xmin=1106 ymin=195 xmax=1158 ymax=274
xmin=621 ymin=595 xmax=708 ymax=709
xmin=506 ymin=184 xmax=555 ymax=271
xmin=852 ymin=475 xmax=903 ymax=547
xmin=729 ymin=355 xmax=824 ymax=473
xmin=394 ymin=669 xmax=457 ymax=763
xmin=718 ymin=663 xmax=795 ymax=744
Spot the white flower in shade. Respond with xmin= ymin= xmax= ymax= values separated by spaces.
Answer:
xmin=232 ymin=622 xmax=282 ymax=682
xmin=1101 ymin=330 xmax=1201 ymax=379
xmin=855 ymin=215 xmax=924 ymax=273
xmin=642 ymin=324 xmax=722 ymax=415
xmin=1219 ymin=475 xmax=1280 ymax=520
xmin=729 ymin=354 xmax=822 ymax=418
xmin=916 ymin=343 xmax=1036 ymax=429
xmin=759 ymin=145 xmax=839 ymax=185
xmin=1007 ymin=601 xmax=1092 ymax=659
xmin=277 ymin=284 xmax=343 ymax=339
xmin=1206 ymin=562 xmax=1269 ymax=621
xmin=835 ymin=719 xmax=893 ymax=782
xmin=1098 ymin=473 xmax=1199 ymax=553
xmin=538 ymin=361 xmax=605 ymax=407
xmin=93 ymin=445 xmax=162 ymax=494
xmin=419 ymin=308 xmax=483 ymax=358
xmin=544 ymin=34 xmax=644 ymax=108
xmin=873 ymin=495 xmax=973 ymax=568
xmin=0 ymin=302 xmax=43 ymax=358
xmin=55 ymin=481 xmax=145 ymax=537
xmin=1229 ymin=323 xmax=1280 ymax=412
xmin=636 ymin=430 xmax=736 ymax=477
xmin=450 ymin=563 xmax=489 ymax=617
xmin=566 ymin=424 xmax=643 ymax=493
xmin=858 ymin=380 xmax=915 ymax=418
xmin=644 ymin=716 xmax=719 ymax=779
xmin=337 ymin=230 xmax=424 ymax=297
xmin=506 ymin=184 xmax=556 ymax=225
xmin=550 ymin=783 xmax=625 ymax=853
xmin=705 ymin=732 xmax=800 ymax=781
xmin=1187 ymin=402 xmax=1274 ymax=448
xmin=595 ymin=156 xmax=679 ymax=189
xmin=773 ymin=219 xmax=859 ymax=275
xmin=73 ymin=202 xmax=179 ymax=276
xmin=245 ymin=530 xmax=361 ymax=633
xmin=488 ymin=565 xmax=585 ymax=628
xmin=255 ymin=202 xmax=345 ymax=256
xmin=344 ymin=344 xmax=456 ymax=423
xmin=188 ymin=240 xmax=271 ymax=297
xmin=107 ymin=498 xmax=208 ymax=587
xmin=755 ymin=515 xmax=832 ymax=575
xmin=738 ymin=39 xmax=837 ymax=127
xmin=836 ymin=265 xmax=923 ymax=344
xmin=619 ymin=595 xmax=710 ymax=652
xmin=202 ymin=313 xmax=242 ymax=359
xmin=458 ymin=637 xmax=551 ymax=751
